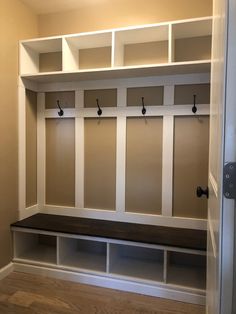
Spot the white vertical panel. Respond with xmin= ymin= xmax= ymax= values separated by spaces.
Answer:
xmin=162 ymin=116 xmax=174 ymax=217
xmin=18 ymin=82 xmax=26 ymax=213
xmin=116 ymin=117 xmax=126 ymax=213
xmin=163 ymin=85 xmax=175 ymax=106
xmin=37 ymin=93 xmax=46 ymax=208
xmin=75 ymin=117 xmax=84 ymax=208
xmin=75 ymin=90 xmax=84 ymax=208
xmin=162 ymin=84 xmax=174 ymax=217
xmin=117 ymin=87 xmax=127 ymax=107
xmin=168 ymin=24 xmax=174 ymax=63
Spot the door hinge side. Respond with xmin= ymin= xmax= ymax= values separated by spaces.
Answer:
xmin=223 ymin=162 xmax=236 ymax=199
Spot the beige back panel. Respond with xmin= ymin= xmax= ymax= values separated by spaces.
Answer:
xmin=46 ymin=118 xmax=75 ymax=207
xmin=173 ymin=116 xmax=209 ymax=218
xmin=39 ymin=52 xmax=62 ymax=72
xmin=79 ymin=47 xmax=111 ymax=69
xmin=126 ymin=117 xmax=163 ymax=214
xmin=84 ymin=118 xmax=116 ymax=210
xmin=175 ymin=36 xmax=212 ymax=62
xmin=45 ymin=91 xmax=75 ymax=109
xmin=174 ymin=84 xmax=210 ymax=105
xmin=84 ymin=89 xmax=117 ymax=108
xmin=26 ymin=89 xmax=37 ymax=208
xmin=124 ymin=41 xmax=168 ymax=66
xmin=127 ymin=86 xmax=164 ymax=106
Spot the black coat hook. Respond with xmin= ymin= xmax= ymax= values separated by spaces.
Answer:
xmin=96 ymin=98 xmax=102 ymax=116
xmin=57 ymin=100 xmax=64 ymax=117
xmin=141 ymin=97 xmax=146 ymax=115
xmin=192 ymin=94 xmax=197 ymax=114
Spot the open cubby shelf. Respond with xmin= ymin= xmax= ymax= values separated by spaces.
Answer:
xmin=20 ymin=16 xmax=211 ymax=82
xmin=12 ymin=228 xmax=206 ymax=291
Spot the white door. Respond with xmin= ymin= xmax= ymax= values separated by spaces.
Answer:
xmin=207 ymin=0 xmax=236 ymax=313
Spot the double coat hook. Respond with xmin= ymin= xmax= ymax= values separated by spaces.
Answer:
xmin=57 ymin=100 xmax=64 ymax=117
xmin=192 ymin=94 xmax=197 ymax=114
xmin=141 ymin=97 xmax=146 ymax=115
xmin=96 ymin=98 xmax=102 ymax=116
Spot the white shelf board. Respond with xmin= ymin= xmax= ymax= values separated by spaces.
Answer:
xmin=16 ymin=244 xmax=57 ymax=264
xmin=21 ymin=60 xmax=211 ymax=83
xmin=60 ymin=251 xmax=106 ymax=272
xmin=110 ymin=257 xmax=164 ymax=282
xmin=22 ymin=38 xmax=62 ymax=53
xmin=167 ymin=265 xmax=206 ymax=290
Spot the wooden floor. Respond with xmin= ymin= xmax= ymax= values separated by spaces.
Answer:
xmin=0 ymin=272 xmax=205 ymax=314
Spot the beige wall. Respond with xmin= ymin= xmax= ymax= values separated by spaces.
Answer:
xmin=39 ymin=0 xmax=212 ymax=37
xmin=0 ymin=0 xmax=38 ymax=268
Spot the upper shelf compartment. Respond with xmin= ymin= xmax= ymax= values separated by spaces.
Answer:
xmin=64 ymin=31 xmax=112 ymax=71
xmin=19 ymin=17 xmax=212 ymax=82
xmin=113 ymin=25 xmax=169 ymax=67
xmin=171 ymin=18 xmax=212 ymax=63
xmin=20 ymin=37 xmax=63 ymax=75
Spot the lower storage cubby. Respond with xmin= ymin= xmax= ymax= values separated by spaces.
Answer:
xmin=167 ymin=251 xmax=206 ymax=290
xmin=14 ymin=232 xmax=57 ymax=265
xmin=109 ymin=244 xmax=164 ymax=282
xmin=59 ymin=237 xmax=107 ymax=273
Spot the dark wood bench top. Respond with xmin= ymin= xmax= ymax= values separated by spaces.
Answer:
xmin=11 ymin=214 xmax=206 ymax=251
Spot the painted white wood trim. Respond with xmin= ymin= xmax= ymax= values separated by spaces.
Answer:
xmin=75 ymin=117 xmax=84 ymax=208
xmin=117 ymin=87 xmax=127 ymax=107
xmin=0 ymin=263 xmax=14 ymax=280
xmin=43 ymin=105 xmax=209 ymax=119
xmin=116 ymin=117 xmax=126 ymax=214
xmin=13 ymin=263 xmax=205 ymax=305
xmin=163 ymin=85 xmax=175 ymax=106
xmin=38 ymin=73 xmax=210 ymax=92
xmin=18 ymin=82 xmax=26 ymax=215
xmin=12 ymin=227 xmax=205 ymax=256
xmin=40 ymin=205 xmax=207 ymax=230
xmin=19 ymin=204 xmax=40 ymax=220
xmin=162 ymin=116 xmax=174 ymax=217
xmin=168 ymin=25 xmax=173 ymax=63
xmin=20 ymin=16 xmax=211 ymax=45
xmin=37 ymin=93 xmax=46 ymax=208
xmin=209 ymin=172 xmax=218 ymax=198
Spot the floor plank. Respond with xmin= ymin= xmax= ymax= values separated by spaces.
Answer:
xmin=0 ymin=272 xmax=205 ymax=314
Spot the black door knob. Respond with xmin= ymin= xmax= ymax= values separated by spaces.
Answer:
xmin=196 ymin=186 xmax=209 ymax=198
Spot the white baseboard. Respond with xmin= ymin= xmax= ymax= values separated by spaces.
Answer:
xmin=0 ymin=263 xmax=14 ymax=280
xmin=13 ymin=262 xmax=205 ymax=305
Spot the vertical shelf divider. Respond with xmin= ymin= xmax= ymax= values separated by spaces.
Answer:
xmin=168 ymin=24 xmax=174 ymax=63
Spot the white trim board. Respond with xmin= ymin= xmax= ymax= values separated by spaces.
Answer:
xmin=13 ymin=262 xmax=206 ymax=305
xmin=0 ymin=263 xmax=14 ymax=281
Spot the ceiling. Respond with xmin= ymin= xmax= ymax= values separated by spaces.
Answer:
xmin=21 ymin=0 xmax=107 ymax=14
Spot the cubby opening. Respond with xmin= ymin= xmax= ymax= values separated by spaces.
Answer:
xmin=45 ymin=91 xmax=75 ymax=109
xmin=174 ymin=83 xmax=210 ymax=105
xmin=59 ymin=237 xmax=107 ymax=272
xmin=125 ymin=117 xmax=163 ymax=215
xmin=84 ymin=89 xmax=117 ymax=108
xmin=109 ymin=244 xmax=164 ymax=282
xmin=20 ymin=38 xmax=62 ymax=74
xmin=167 ymin=251 xmax=206 ymax=290
xmin=172 ymin=20 xmax=212 ymax=62
xmin=127 ymin=86 xmax=164 ymax=106
xmin=64 ymin=32 xmax=112 ymax=71
xmin=114 ymin=25 xmax=169 ymax=67
xmin=14 ymin=232 xmax=57 ymax=264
